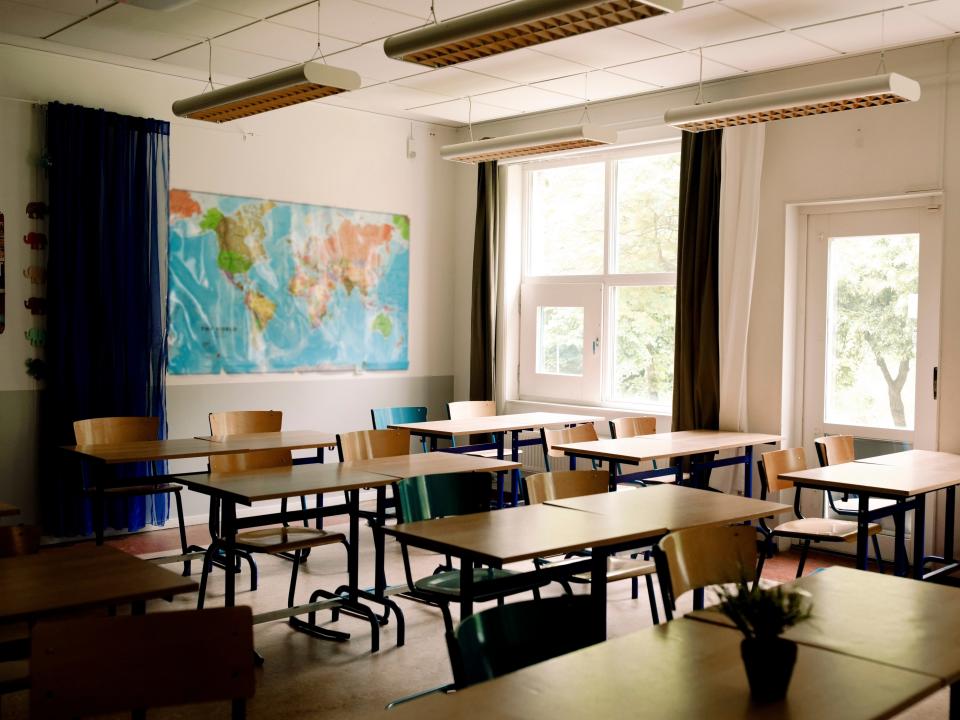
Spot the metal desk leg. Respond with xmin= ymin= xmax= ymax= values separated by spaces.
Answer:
xmin=430 ymin=436 xmax=438 ymax=452
xmin=92 ymin=462 xmax=105 ymax=546
xmin=856 ymin=495 xmax=870 ymax=571
xmin=893 ymin=501 xmax=907 ymax=577
xmin=316 ymin=446 xmax=324 ymax=531
xmin=459 ymin=555 xmax=475 ymax=621
xmin=590 ymin=550 xmax=608 ymax=642
xmin=222 ymin=501 xmax=238 ymax=607
xmin=945 ymin=486 xmax=957 ymax=566
xmin=495 ymin=432 xmax=505 ymax=508
xmin=950 ymin=681 xmax=959 ymax=720
xmin=913 ymin=493 xmax=927 ymax=580
xmin=510 ymin=430 xmax=522 ymax=507
xmin=743 ymin=446 xmax=753 ymax=499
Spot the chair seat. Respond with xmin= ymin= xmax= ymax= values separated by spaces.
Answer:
xmin=414 ymin=567 xmax=534 ymax=598
xmin=773 ymin=517 xmax=881 ymax=542
xmin=235 ymin=527 xmax=345 ymax=554
xmin=0 ymin=660 xmax=29 ymax=694
xmin=86 ymin=482 xmax=183 ymax=496
xmin=574 ymin=556 xmax=656 ymax=584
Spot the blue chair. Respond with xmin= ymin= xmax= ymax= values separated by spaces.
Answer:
xmin=371 ymin=406 xmax=428 ymax=452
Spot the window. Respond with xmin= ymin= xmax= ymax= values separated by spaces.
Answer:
xmin=518 ymin=145 xmax=680 ymax=410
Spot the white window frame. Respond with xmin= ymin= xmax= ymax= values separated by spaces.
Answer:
xmin=516 ymin=141 xmax=680 ymax=412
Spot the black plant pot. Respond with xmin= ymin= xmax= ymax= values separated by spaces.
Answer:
xmin=740 ymin=637 xmax=798 ymax=702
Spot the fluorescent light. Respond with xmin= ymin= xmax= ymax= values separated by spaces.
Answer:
xmin=384 ymin=0 xmax=682 ymax=69
xmin=172 ymin=61 xmax=361 ymax=123
xmin=441 ymin=124 xmax=618 ymax=163
xmin=664 ymin=73 xmax=921 ymax=132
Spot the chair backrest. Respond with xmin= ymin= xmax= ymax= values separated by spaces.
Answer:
xmin=814 ymin=435 xmax=855 ymax=466
xmin=208 ymin=410 xmax=289 ymax=473
xmin=541 ymin=423 xmax=598 ymax=459
xmin=759 ymin=447 xmax=807 ymax=493
xmin=447 ymin=400 xmax=496 ymax=420
xmin=655 ymin=525 xmax=758 ymax=606
xmin=0 ymin=525 xmax=41 ymax=559
xmin=609 ymin=416 xmax=657 ymax=439
xmin=73 ymin=417 xmax=158 ymax=445
xmin=525 ymin=470 xmax=608 ymax=505
xmin=370 ymin=406 xmax=428 ymax=429
xmin=394 ymin=473 xmax=493 ymax=522
xmin=448 ymin=595 xmax=596 ymax=688
xmin=338 ymin=428 xmax=412 ymax=462
xmin=30 ymin=607 xmax=254 ymax=719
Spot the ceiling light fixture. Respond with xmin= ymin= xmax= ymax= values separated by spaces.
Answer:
xmin=172 ymin=61 xmax=360 ymax=123
xmin=664 ymin=73 xmax=921 ymax=132
xmin=440 ymin=124 xmax=618 ymax=163
xmin=384 ymin=0 xmax=682 ymax=69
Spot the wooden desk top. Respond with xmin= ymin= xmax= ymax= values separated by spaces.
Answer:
xmin=0 ymin=503 xmax=20 ymax=518
xmin=344 ymin=452 xmax=521 ymax=478
xmin=388 ymin=412 xmax=603 ymax=438
xmin=174 ymin=463 xmax=392 ymax=505
xmin=782 ymin=461 xmax=960 ymax=497
xmin=857 ymin=449 xmax=960 ymax=471
xmin=64 ymin=430 xmax=336 ymax=464
xmin=556 ymin=430 xmax=781 ymax=463
xmin=0 ymin=545 xmax=197 ymax=623
xmin=385 ymin=618 xmax=938 ymax=720
xmin=544 ymin=485 xmax=789 ymax=529
xmin=384 ymin=504 xmax=664 ymax=565
xmin=690 ymin=566 xmax=960 ymax=685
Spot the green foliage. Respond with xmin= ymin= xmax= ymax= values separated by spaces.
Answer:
xmin=613 ymin=286 xmax=675 ymax=403
xmin=716 ymin=578 xmax=813 ymax=641
xmin=538 ymin=307 xmax=583 ymax=375
xmin=615 ymin=154 xmax=680 ymax=273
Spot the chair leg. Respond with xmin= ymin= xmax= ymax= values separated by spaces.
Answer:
xmin=288 ymin=549 xmax=302 ymax=608
xmin=755 ymin=534 xmax=772 ymax=588
xmin=197 ymin=542 xmax=219 ymax=609
xmin=439 ymin=602 xmax=455 ymax=636
xmin=796 ymin=539 xmax=811 ymax=578
xmin=239 ymin=550 xmax=258 ymax=591
xmin=644 ymin=575 xmax=660 ymax=625
xmin=231 ymin=698 xmax=246 ymax=720
xmin=871 ymin=534 xmax=886 ymax=573
xmin=173 ymin=490 xmax=190 ymax=576
xmin=631 ymin=576 xmax=639 ymax=599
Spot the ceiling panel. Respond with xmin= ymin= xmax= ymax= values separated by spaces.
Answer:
xmin=11 ymin=0 xmax=106 ymax=14
xmin=160 ymin=42 xmax=290 ymax=79
xmin=460 ymin=48 xmax=592 ymax=84
xmin=909 ymin=0 xmax=960 ymax=33
xmin=216 ymin=21 xmax=354 ymax=62
xmin=475 ymin=85 xmax=580 ymax=112
xmin=702 ymin=31 xmax=839 ymax=72
xmin=49 ymin=20 xmax=197 ymax=60
xmin=621 ymin=2 xmax=777 ymax=50
xmin=0 ymin=1 xmax=80 ymax=37
xmin=88 ymin=3 xmax=254 ymax=39
xmin=271 ymin=0 xmax=423 ymax=44
xmin=393 ymin=66 xmax=514 ymax=97
xmin=610 ymin=51 xmax=743 ymax=87
xmin=533 ymin=70 xmax=658 ymax=101
xmin=795 ymin=8 xmax=953 ymax=55
xmin=536 ymin=27 xmax=678 ymax=69
xmin=325 ymin=41 xmax=430 ymax=81
xmin=196 ymin=1 xmax=307 ymax=20
xmin=721 ymin=0 xmax=896 ymax=32
xmin=318 ymin=82 xmax=451 ymax=112
xmin=407 ymin=97 xmax=516 ymax=124
xmin=430 ymin=0 xmax=511 ymax=21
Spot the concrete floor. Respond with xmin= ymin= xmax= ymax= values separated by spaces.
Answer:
xmin=0 ymin=513 xmax=949 ymax=719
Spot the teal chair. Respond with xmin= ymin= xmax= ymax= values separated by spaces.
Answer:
xmin=393 ymin=473 xmax=548 ymax=635
xmin=448 ymin=595 xmax=597 ymax=688
xmin=371 ymin=406 xmax=428 ymax=452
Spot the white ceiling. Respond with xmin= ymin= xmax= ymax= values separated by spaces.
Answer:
xmin=0 ymin=0 xmax=957 ymax=127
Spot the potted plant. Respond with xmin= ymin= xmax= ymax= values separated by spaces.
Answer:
xmin=716 ymin=579 xmax=813 ymax=702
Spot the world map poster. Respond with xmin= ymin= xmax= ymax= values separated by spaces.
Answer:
xmin=167 ymin=189 xmax=409 ymax=374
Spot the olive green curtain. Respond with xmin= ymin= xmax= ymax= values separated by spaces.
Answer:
xmin=470 ymin=161 xmax=498 ymax=402
xmin=671 ymin=130 xmax=722 ymax=431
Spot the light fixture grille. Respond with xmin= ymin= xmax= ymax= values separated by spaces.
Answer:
xmin=402 ymin=1 xmax=667 ymax=68
xmin=182 ymin=82 xmax=349 ymax=123
xmin=675 ymin=92 xmax=910 ymax=132
xmin=448 ymin=138 xmax=609 ymax=163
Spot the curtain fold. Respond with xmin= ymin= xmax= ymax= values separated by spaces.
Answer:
xmin=671 ymin=130 xmax=723 ymax=433
xmin=41 ymin=102 xmax=169 ymax=537
xmin=469 ymin=161 xmax=499 ymax=402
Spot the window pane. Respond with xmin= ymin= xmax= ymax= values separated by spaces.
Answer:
xmin=537 ymin=306 xmax=583 ymax=376
xmin=615 ymin=153 xmax=680 ymax=273
xmin=825 ymin=234 xmax=919 ymax=430
xmin=529 ymin=163 xmax=604 ymax=275
xmin=611 ymin=286 xmax=675 ymax=405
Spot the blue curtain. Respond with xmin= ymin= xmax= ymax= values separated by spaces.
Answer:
xmin=41 ymin=102 xmax=169 ymax=537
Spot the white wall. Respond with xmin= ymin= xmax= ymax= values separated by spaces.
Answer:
xmin=0 ymin=41 xmax=461 ymax=524
xmin=454 ymin=39 xmax=960 ymax=455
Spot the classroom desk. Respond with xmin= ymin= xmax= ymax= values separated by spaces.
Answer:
xmin=555 ymin=430 xmax=781 ymax=497
xmin=782 ymin=454 xmax=960 ymax=578
xmin=384 ymin=487 xmax=789 ymax=640
xmin=63 ymin=430 xmax=337 ymax=545
xmin=384 ymin=618 xmax=939 ymax=720
xmin=689 ymin=566 xmax=960 ymax=715
xmin=0 ymin=544 xmax=196 ymax=622
xmin=0 ymin=503 xmax=19 ymax=519
xmin=389 ymin=412 xmax=602 ymax=507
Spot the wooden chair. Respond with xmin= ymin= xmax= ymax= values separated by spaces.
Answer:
xmin=446 ymin=400 xmax=510 ymax=457
xmin=199 ymin=412 xmax=347 ymax=610
xmin=758 ymin=447 xmax=884 ymax=578
xmin=540 ymin=423 xmax=599 ymax=471
xmin=0 ymin=526 xmax=40 ymax=707
xmin=371 ymin=406 xmax=428 ymax=453
xmin=653 ymin=525 xmax=759 ymax=621
xmin=525 ymin=471 xmax=660 ymax=624
xmin=337 ymin=428 xmax=412 ymax=461
xmin=30 ymin=607 xmax=255 ymax=719
xmin=393 ymin=473 xmax=548 ymax=636
xmin=73 ymin=417 xmax=192 ymax=575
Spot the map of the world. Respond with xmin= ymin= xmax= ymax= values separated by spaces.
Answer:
xmin=167 ymin=189 xmax=409 ymax=374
